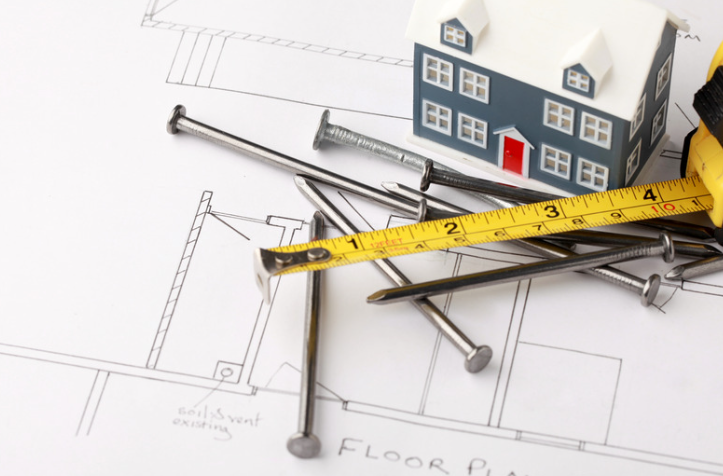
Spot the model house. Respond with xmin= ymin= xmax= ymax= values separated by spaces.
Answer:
xmin=407 ymin=0 xmax=688 ymax=195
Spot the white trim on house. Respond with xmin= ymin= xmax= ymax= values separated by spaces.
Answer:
xmin=422 ymin=53 xmax=454 ymax=91
xmin=443 ymin=24 xmax=467 ymax=47
xmin=459 ymin=68 xmax=490 ymax=103
xmin=651 ymin=100 xmax=668 ymax=144
xmin=577 ymin=157 xmax=609 ymax=191
xmin=655 ymin=54 xmax=673 ymax=100
xmin=421 ymin=99 xmax=452 ymax=135
xmin=580 ymin=112 xmax=613 ymax=149
xmin=540 ymin=144 xmax=572 ymax=180
xmin=629 ymin=94 xmax=646 ymax=140
xmin=493 ymin=127 xmax=534 ymax=178
xmin=566 ymin=70 xmax=591 ymax=93
xmin=407 ymin=0 xmax=688 ymax=121
xmin=626 ymin=139 xmax=642 ymax=184
xmin=543 ymin=99 xmax=575 ymax=135
xmin=458 ymin=113 xmax=488 ymax=148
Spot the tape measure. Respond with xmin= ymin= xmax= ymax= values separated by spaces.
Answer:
xmin=255 ymin=176 xmax=713 ymax=279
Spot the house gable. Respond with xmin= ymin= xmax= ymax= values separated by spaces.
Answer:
xmin=435 ymin=0 xmax=489 ymax=53
xmin=560 ymin=29 xmax=612 ymax=99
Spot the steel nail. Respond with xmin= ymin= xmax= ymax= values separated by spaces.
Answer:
xmin=420 ymin=160 xmax=563 ymax=202
xmin=167 ymin=105 xmax=450 ymax=220
xmin=542 ymin=229 xmax=721 ymax=258
xmin=294 ymin=175 xmax=492 ymax=373
xmin=666 ymin=255 xmax=723 ymax=280
xmin=382 ymin=181 xmax=663 ymax=307
xmin=367 ymin=233 xmax=674 ymax=304
xmin=313 ymin=109 xmax=459 ymax=174
xmin=287 ymin=212 xmax=325 ymax=458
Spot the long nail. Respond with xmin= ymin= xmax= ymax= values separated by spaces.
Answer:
xmin=295 ymin=175 xmax=492 ymax=373
xmin=287 ymin=212 xmax=325 ymax=458
xmin=542 ymin=230 xmax=721 ymax=258
xmin=167 ymin=105 xmax=449 ymax=220
xmin=666 ymin=255 xmax=723 ymax=280
xmin=368 ymin=233 xmax=674 ymax=304
xmin=382 ymin=181 xmax=663 ymax=307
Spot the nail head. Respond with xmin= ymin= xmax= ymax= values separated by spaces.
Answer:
xmin=312 ymin=109 xmax=331 ymax=150
xmin=167 ymin=104 xmax=186 ymax=135
xmin=287 ymin=432 xmax=321 ymax=458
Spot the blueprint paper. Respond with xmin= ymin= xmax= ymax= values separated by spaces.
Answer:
xmin=0 ymin=1 xmax=722 ymax=475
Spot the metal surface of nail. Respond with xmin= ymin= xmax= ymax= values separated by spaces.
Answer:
xmin=313 ymin=109 xmax=459 ymax=174
xmin=167 ymin=105 xmax=450 ymax=220
xmin=634 ymin=218 xmax=716 ymax=242
xmin=287 ymin=212 xmax=325 ymax=459
xmin=542 ymin=230 xmax=721 ymax=258
xmin=420 ymin=161 xmax=563 ymax=203
xmin=368 ymin=233 xmax=674 ymax=304
xmin=295 ymin=175 xmax=492 ymax=373
xmin=665 ymin=255 xmax=723 ymax=280
xmin=382 ymin=182 xmax=663 ymax=306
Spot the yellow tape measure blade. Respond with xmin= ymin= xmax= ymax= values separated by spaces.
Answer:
xmin=256 ymin=176 xmax=713 ymax=277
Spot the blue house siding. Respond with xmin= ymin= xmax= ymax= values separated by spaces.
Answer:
xmin=618 ymin=22 xmax=678 ymax=187
xmin=413 ymin=43 xmax=627 ymax=195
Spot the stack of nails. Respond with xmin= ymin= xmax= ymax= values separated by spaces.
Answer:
xmin=167 ymin=106 xmax=723 ymax=458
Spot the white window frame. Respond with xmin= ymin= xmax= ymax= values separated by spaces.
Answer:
xmin=580 ymin=112 xmax=613 ymax=149
xmin=459 ymin=68 xmax=490 ymax=104
xmin=540 ymin=144 xmax=572 ymax=180
xmin=567 ymin=70 xmax=591 ymax=93
xmin=421 ymin=99 xmax=452 ymax=135
xmin=457 ymin=113 xmax=488 ymax=148
xmin=443 ymin=24 xmax=466 ymax=48
xmin=655 ymin=54 xmax=673 ymax=100
xmin=629 ymin=94 xmax=646 ymax=140
xmin=423 ymin=54 xmax=453 ymax=91
xmin=651 ymin=101 xmax=667 ymax=145
xmin=543 ymin=99 xmax=575 ymax=135
xmin=577 ymin=158 xmax=609 ymax=191
xmin=626 ymin=140 xmax=642 ymax=184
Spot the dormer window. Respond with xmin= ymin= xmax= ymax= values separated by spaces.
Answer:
xmin=562 ymin=65 xmax=595 ymax=98
xmin=567 ymin=70 xmax=590 ymax=93
xmin=443 ymin=24 xmax=466 ymax=48
xmin=440 ymin=20 xmax=472 ymax=54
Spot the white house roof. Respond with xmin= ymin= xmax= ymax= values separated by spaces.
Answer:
xmin=406 ymin=0 xmax=689 ymax=121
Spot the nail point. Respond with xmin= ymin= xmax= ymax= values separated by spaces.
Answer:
xmin=664 ymin=265 xmax=684 ymax=281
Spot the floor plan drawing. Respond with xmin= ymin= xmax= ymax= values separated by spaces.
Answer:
xmin=4 ymin=188 xmax=722 ymax=474
xmin=1 ymin=1 xmax=723 ymax=475
xmin=141 ymin=0 xmax=416 ymax=118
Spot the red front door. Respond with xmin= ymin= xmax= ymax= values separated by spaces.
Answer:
xmin=502 ymin=136 xmax=524 ymax=175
